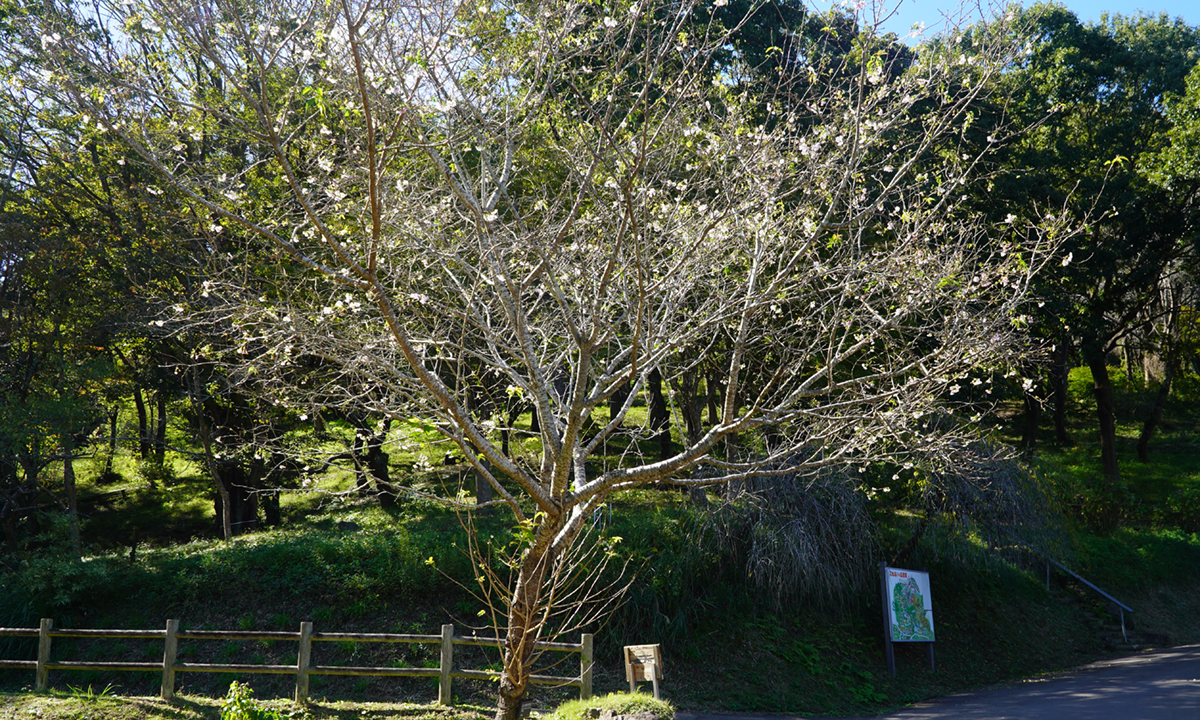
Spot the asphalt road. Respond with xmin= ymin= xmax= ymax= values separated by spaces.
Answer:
xmin=676 ymin=644 xmax=1200 ymax=720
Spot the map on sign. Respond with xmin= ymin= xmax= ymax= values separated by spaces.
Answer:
xmin=886 ymin=567 xmax=935 ymax=642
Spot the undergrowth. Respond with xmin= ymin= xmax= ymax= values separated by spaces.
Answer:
xmin=3 ymin=360 xmax=1200 ymax=714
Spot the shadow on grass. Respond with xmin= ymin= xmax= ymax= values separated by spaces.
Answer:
xmin=0 ymin=691 xmax=494 ymax=720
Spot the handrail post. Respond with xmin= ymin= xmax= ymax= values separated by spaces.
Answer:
xmin=438 ymin=624 xmax=454 ymax=705
xmin=296 ymin=621 xmax=313 ymax=704
xmin=1120 ymin=609 xmax=1127 ymax=644
xmin=35 ymin=619 xmax=53 ymax=691
xmin=161 ymin=618 xmax=179 ymax=700
xmin=580 ymin=633 xmax=593 ymax=700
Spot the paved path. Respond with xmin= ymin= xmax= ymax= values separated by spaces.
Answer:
xmin=676 ymin=644 xmax=1200 ymax=720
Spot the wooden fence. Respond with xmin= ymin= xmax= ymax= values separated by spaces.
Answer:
xmin=0 ymin=620 xmax=593 ymax=705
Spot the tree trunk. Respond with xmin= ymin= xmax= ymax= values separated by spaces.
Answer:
xmin=262 ymin=490 xmax=282 ymax=526
xmin=607 ymin=381 xmax=630 ymax=429
xmin=154 ymin=390 xmax=168 ymax=465
xmin=352 ymin=431 xmax=372 ymax=496
xmin=705 ymin=370 xmax=723 ymax=427
xmin=191 ymin=370 xmax=233 ymax=542
xmin=670 ymin=369 xmax=703 ymax=446
xmin=1086 ymin=350 xmax=1121 ymax=489
xmin=1137 ymin=357 xmax=1176 ymax=463
xmin=1122 ymin=341 xmax=1136 ymax=387
xmin=213 ymin=460 xmax=257 ymax=538
xmin=63 ymin=435 xmax=81 ymax=559
xmin=1019 ymin=383 xmax=1041 ymax=455
xmin=367 ymin=444 xmax=396 ymax=508
xmin=647 ymin=369 xmax=671 ymax=462
xmin=1053 ymin=342 xmax=1070 ymax=444
xmin=133 ymin=386 xmax=151 ymax=461
xmin=476 ymin=461 xmax=494 ymax=509
xmin=0 ymin=516 xmax=19 ymax=557
xmin=495 ymin=523 xmax=560 ymax=720
xmin=103 ymin=407 xmax=119 ymax=477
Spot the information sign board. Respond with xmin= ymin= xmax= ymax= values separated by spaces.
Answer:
xmin=884 ymin=566 xmax=935 ymax=642
xmin=623 ymin=644 xmax=662 ymax=682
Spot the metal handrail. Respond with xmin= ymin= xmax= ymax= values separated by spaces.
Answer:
xmin=1004 ymin=531 xmax=1133 ymax=644
xmin=1045 ymin=556 xmax=1132 ymax=612
xmin=1046 ymin=556 xmax=1131 ymax=644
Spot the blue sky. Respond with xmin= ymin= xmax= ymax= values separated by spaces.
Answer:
xmin=858 ymin=0 xmax=1198 ymax=41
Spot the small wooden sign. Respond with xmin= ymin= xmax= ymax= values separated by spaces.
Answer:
xmin=623 ymin=644 xmax=663 ymax=682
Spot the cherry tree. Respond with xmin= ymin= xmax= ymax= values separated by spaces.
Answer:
xmin=24 ymin=0 xmax=1070 ymax=713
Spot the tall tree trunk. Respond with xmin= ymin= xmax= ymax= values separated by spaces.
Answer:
xmin=154 ymin=390 xmax=168 ymax=465
xmin=192 ymin=369 xmax=232 ymax=541
xmin=1137 ymin=357 xmax=1176 ymax=463
xmin=1020 ymin=382 xmax=1041 ymax=455
xmin=352 ymin=431 xmax=372 ymax=496
xmin=705 ymin=370 xmax=723 ymax=427
xmin=671 ymin=369 xmax=708 ymax=504
xmin=670 ymin=369 xmax=703 ymax=447
xmin=647 ymin=369 xmax=670 ymax=462
xmin=1086 ymin=349 xmax=1121 ymax=489
xmin=1053 ymin=341 xmax=1071 ymax=444
xmin=0 ymin=460 xmax=21 ymax=555
xmin=1122 ymin=341 xmax=1136 ymax=387
xmin=1 ymin=516 xmax=19 ymax=557
xmin=63 ymin=435 xmax=81 ymax=558
xmin=607 ymin=381 xmax=630 ymax=429
xmin=103 ymin=407 xmax=119 ymax=477
xmin=475 ymin=460 xmax=494 ymax=510
xmin=213 ymin=461 xmax=257 ymax=537
xmin=133 ymin=386 xmax=151 ymax=460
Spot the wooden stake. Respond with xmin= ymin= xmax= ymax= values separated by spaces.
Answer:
xmin=296 ymin=622 xmax=313 ymax=704
xmin=438 ymin=624 xmax=454 ymax=705
xmin=36 ymin=619 xmax=53 ymax=691
xmin=161 ymin=619 xmax=179 ymax=700
xmin=580 ymin=633 xmax=593 ymax=700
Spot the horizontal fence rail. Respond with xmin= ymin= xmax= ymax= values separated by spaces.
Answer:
xmin=0 ymin=620 xmax=593 ymax=704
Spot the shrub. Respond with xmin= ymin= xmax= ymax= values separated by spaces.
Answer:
xmin=220 ymin=681 xmax=283 ymax=720
xmin=549 ymin=692 xmax=674 ymax=720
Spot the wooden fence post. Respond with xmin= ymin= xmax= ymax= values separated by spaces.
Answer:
xmin=35 ymin=619 xmax=53 ymax=691
xmin=161 ymin=619 xmax=179 ymax=700
xmin=580 ymin=633 xmax=593 ymax=700
xmin=438 ymin=624 xmax=454 ymax=705
xmin=295 ymin=622 xmax=313 ymax=704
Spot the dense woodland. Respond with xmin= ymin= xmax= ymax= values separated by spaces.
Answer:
xmin=2 ymin=0 xmax=1200 ymax=716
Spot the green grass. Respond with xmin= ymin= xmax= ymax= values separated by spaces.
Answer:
xmin=0 ymin=691 xmax=492 ymax=720
xmin=548 ymin=692 xmax=673 ymax=720
xmin=998 ymin=363 xmax=1200 ymax=531
xmin=8 ymin=361 xmax=1200 ymax=716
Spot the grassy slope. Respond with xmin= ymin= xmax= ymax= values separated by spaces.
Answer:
xmin=4 ymin=365 xmax=1200 ymax=717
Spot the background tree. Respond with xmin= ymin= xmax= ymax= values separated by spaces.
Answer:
xmin=992 ymin=4 xmax=1200 ymax=489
